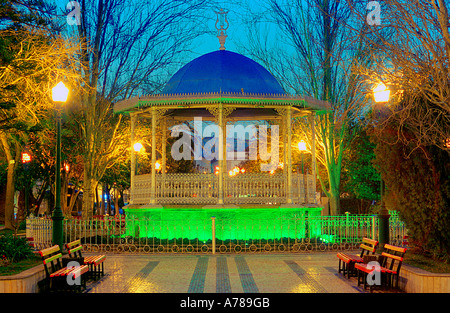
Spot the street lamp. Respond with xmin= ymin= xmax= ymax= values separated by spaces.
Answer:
xmin=52 ymin=81 xmax=69 ymax=250
xmin=372 ymin=82 xmax=390 ymax=249
xmin=297 ymin=140 xmax=307 ymax=173
xmin=21 ymin=152 xmax=32 ymax=217
xmin=372 ymin=82 xmax=390 ymax=103
xmin=133 ymin=142 xmax=143 ymax=175
xmin=155 ymin=161 xmax=161 ymax=172
xmin=133 ymin=142 xmax=143 ymax=152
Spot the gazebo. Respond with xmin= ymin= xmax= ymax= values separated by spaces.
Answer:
xmin=113 ymin=17 xmax=331 ymax=213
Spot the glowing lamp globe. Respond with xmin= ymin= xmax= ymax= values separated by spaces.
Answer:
xmin=21 ymin=152 xmax=31 ymax=163
xmin=133 ymin=142 xmax=143 ymax=152
xmin=297 ymin=141 xmax=307 ymax=151
xmin=373 ymin=83 xmax=390 ymax=103
xmin=52 ymin=81 xmax=69 ymax=102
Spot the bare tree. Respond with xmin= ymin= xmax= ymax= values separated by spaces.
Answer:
xmin=66 ymin=0 xmax=213 ymax=217
xmin=238 ymin=0 xmax=371 ymax=215
xmin=0 ymin=27 xmax=81 ymax=228
xmin=349 ymin=0 xmax=450 ymax=152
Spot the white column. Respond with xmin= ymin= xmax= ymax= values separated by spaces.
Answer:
xmin=150 ymin=107 xmax=157 ymax=204
xmin=130 ymin=113 xmax=137 ymax=205
xmin=218 ymin=104 xmax=224 ymax=204
xmin=286 ymin=106 xmax=293 ymax=204
xmin=162 ymin=117 xmax=167 ymax=176
xmin=161 ymin=117 xmax=167 ymax=198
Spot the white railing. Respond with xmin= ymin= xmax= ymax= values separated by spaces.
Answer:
xmin=25 ymin=217 xmax=53 ymax=250
xmin=131 ymin=173 xmax=315 ymax=205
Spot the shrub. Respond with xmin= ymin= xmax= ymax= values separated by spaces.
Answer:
xmin=371 ymin=126 xmax=450 ymax=261
xmin=0 ymin=234 xmax=33 ymax=263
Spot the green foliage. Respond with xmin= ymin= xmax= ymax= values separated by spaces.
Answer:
xmin=371 ymin=126 xmax=450 ymax=260
xmin=0 ymin=234 xmax=33 ymax=263
xmin=341 ymin=127 xmax=380 ymax=201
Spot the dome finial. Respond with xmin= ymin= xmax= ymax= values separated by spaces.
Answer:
xmin=215 ymin=8 xmax=229 ymax=50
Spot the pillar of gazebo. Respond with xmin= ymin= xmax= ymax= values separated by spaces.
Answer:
xmin=217 ymin=104 xmax=225 ymax=204
xmin=150 ymin=107 xmax=157 ymax=204
xmin=161 ymin=117 xmax=167 ymax=176
xmin=286 ymin=106 xmax=293 ymax=204
xmin=130 ymin=112 xmax=137 ymax=205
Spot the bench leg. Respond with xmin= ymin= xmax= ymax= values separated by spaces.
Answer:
xmin=342 ymin=261 xmax=348 ymax=277
xmin=357 ymin=269 xmax=362 ymax=286
xmin=347 ymin=262 xmax=352 ymax=278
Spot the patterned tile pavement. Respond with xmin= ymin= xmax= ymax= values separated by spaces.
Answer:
xmin=85 ymin=252 xmax=403 ymax=294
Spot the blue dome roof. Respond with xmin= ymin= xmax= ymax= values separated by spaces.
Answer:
xmin=161 ymin=50 xmax=285 ymax=95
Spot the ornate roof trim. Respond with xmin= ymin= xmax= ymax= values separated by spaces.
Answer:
xmin=114 ymin=92 xmax=331 ymax=114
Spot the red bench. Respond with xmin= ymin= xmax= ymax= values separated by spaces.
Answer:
xmin=337 ymin=238 xmax=379 ymax=278
xmin=66 ymin=239 xmax=106 ymax=280
xmin=355 ymin=244 xmax=407 ymax=292
xmin=39 ymin=245 xmax=89 ymax=292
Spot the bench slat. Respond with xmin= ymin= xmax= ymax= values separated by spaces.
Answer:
xmin=381 ymin=252 xmax=404 ymax=262
xmin=360 ymin=244 xmax=376 ymax=253
xmin=68 ymin=245 xmax=83 ymax=254
xmin=362 ymin=238 xmax=378 ymax=246
xmin=43 ymin=253 xmax=63 ymax=265
xmin=39 ymin=245 xmax=61 ymax=257
xmin=355 ymin=263 xmax=397 ymax=274
xmin=384 ymin=244 xmax=407 ymax=254
xmin=66 ymin=239 xmax=81 ymax=249
xmin=67 ymin=265 xmax=89 ymax=278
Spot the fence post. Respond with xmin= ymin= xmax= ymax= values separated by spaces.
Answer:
xmin=211 ymin=216 xmax=216 ymax=255
xmin=372 ymin=215 xmax=376 ymax=241
xmin=345 ymin=212 xmax=350 ymax=242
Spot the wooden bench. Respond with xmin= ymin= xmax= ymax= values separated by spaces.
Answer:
xmin=65 ymin=239 xmax=106 ymax=280
xmin=355 ymin=244 xmax=407 ymax=292
xmin=39 ymin=245 xmax=89 ymax=292
xmin=337 ymin=238 xmax=379 ymax=278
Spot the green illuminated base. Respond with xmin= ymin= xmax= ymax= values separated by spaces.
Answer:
xmin=124 ymin=205 xmax=323 ymax=242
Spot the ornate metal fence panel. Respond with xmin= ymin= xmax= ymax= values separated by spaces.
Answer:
xmin=26 ymin=217 xmax=53 ymax=249
xmin=26 ymin=212 xmax=407 ymax=253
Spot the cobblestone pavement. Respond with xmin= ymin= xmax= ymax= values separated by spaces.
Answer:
xmin=84 ymin=252 xmax=403 ymax=293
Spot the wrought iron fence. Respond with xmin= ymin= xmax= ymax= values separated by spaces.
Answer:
xmin=26 ymin=212 xmax=407 ymax=253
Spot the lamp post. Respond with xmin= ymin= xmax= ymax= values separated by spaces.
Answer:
xmin=21 ymin=152 xmax=32 ymax=217
xmin=372 ymin=82 xmax=391 ymax=249
xmin=51 ymin=81 xmax=69 ymax=250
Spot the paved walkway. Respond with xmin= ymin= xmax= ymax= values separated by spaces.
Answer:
xmin=84 ymin=252 xmax=401 ymax=293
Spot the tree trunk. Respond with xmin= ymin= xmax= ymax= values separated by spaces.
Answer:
xmin=82 ymin=174 xmax=96 ymax=219
xmin=4 ymin=160 xmax=16 ymax=229
xmin=0 ymin=132 xmax=19 ymax=230
xmin=328 ymin=191 xmax=341 ymax=216
xmin=105 ymin=184 xmax=111 ymax=215
xmin=114 ymin=189 xmax=119 ymax=216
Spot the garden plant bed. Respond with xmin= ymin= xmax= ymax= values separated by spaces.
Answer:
xmin=0 ymin=256 xmax=41 ymax=276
